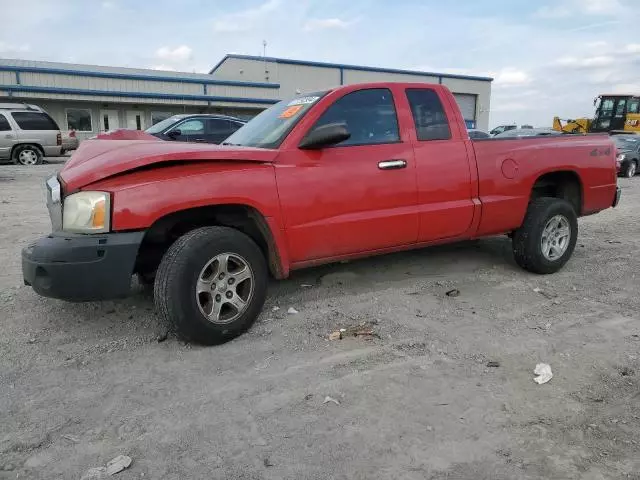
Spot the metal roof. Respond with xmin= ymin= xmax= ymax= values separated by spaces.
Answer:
xmin=209 ymin=54 xmax=494 ymax=82
xmin=0 ymin=58 xmax=279 ymax=88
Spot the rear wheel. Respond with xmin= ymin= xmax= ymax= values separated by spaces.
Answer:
xmin=512 ymin=197 xmax=578 ymax=274
xmin=13 ymin=145 xmax=43 ymax=166
xmin=154 ymin=226 xmax=268 ymax=345
xmin=624 ymin=160 xmax=637 ymax=178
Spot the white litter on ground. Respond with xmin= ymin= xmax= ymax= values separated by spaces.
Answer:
xmin=533 ymin=363 xmax=553 ymax=384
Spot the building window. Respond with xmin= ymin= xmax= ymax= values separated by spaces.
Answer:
xmin=151 ymin=112 xmax=173 ymax=125
xmin=66 ymin=108 xmax=93 ymax=132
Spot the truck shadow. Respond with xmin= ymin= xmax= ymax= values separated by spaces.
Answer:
xmin=267 ymin=235 xmax=518 ymax=300
xmin=31 ymin=235 xmax=517 ymax=335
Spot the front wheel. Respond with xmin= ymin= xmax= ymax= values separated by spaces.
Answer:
xmin=512 ymin=197 xmax=578 ymax=274
xmin=154 ymin=226 xmax=268 ymax=345
xmin=624 ymin=160 xmax=637 ymax=178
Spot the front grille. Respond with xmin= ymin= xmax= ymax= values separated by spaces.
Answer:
xmin=46 ymin=176 xmax=62 ymax=232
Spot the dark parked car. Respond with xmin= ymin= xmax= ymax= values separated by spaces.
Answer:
xmin=468 ymin=128 xmax=491 ymax=139
xmin=494 ymin=127 xmax=562 ymax=138
xmin=145 ymin=114 xmax=246 ymax=144
xmin=613 ymin=134 xmax=640 ymax=178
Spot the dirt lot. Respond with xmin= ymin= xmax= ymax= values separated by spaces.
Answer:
xmin=1 ymin=160 xmax=639 ymax=480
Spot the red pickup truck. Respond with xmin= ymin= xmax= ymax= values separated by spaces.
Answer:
xmin=22 ymin=82 xmax=620 ymax=345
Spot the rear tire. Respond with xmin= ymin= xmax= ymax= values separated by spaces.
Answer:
xmin=512 ymin=197 xmax=578 ymax=274
xmin=154 ymin=226 xmax=268 ymax=345
xmin=13 ymin=145 xmax=43 ymax=166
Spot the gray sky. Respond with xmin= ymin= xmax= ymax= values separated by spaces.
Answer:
xmin=1 ymin=0 xmax=639 ymax=128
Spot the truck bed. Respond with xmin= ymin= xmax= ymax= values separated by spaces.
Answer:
xmin=471 ymin=134 xmax=617 ymax=237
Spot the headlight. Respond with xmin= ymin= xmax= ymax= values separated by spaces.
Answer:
xmin=62 ymin=191 xmax=110 ymax=233
xmin=617 ymin=153 xmax=626 ymax=161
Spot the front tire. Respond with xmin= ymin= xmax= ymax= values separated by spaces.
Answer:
xmin=624 ymin=160 xmax=637 ymax=178
xmin=13 ymin=145 xmax=43 ymax=166
xmin=154 ymin=226 xmax=268 ymax=345
xmin=512 ymin=197 xmax=578 ymax=274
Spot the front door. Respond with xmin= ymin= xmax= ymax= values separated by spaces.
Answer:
xmin=125 ymin=110 xmax=145 ymax=130
xmin=171 ymin=118 xmax=206 ymax=142
xmin=276 ymin=87 xmax=418 ymax=263
xmin=99 ymin=110 xmax=119 ymax=132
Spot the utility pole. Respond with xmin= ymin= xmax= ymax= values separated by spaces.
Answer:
xmin=263 ymin=40 xmax=269 ymax=82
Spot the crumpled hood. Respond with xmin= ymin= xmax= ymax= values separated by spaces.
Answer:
xmin=60 ymin=139 xmax=278 ymax=191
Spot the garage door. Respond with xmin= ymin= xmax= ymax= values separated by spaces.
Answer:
xmin=453 ymin=93 xmax=477 ymax=126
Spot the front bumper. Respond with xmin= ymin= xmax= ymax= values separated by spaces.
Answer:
xmin=22 ymin=231 xmax=145 ymax=302
xmin=613 ymin=186 xmax=622 ymax=208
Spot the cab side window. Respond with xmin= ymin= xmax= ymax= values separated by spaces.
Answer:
xmin=0 ymin=114 xmax=11 ymax=131
xmin=406 ymin=89 xmax=451 ymax=141
xmin=312 ymin=88 xmax=399 ymax=147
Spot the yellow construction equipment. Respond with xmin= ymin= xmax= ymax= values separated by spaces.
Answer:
xmin=552 ymin=117 xmax=591 ymax=134
xmin=553 ymin=94 xmax=640 ymax=134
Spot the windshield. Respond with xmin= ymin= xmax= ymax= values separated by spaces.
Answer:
xmin=223 ymin=92 xmax=328 ymax=148
xmin=613 ymin=135 xmax=640 ymax=149
xmin=145 ymin=115 xmax=188 ymax=134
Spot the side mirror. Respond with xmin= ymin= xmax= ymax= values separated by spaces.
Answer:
xmin=299 ymin=123 xmax=350 ymax=149
xmin=167 ymin=129 xmax=181 ymax=138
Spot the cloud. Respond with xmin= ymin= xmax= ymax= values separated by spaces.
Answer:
xmin=612 ymin=83 xmax=640 ymax=93
xmin=566 ymin=20 xmax=621 ymax=32
xmin=150 ymin=64 xmax=177 ymax=72
xmin=492 ymin=102 xmax=528 ymax=113
xmin=581 ymin=0 xmax=624 ymax=14
xmin=212 ymin=0 xmax=281 ymax=33
xmin=534 ymin=5 xmax=571 ymax=18
xmin=303 ymin=18 xmax=352 ymax=32
xmin=155 ymin=45 xmax=193 ymax=62
xmin=625 ymin=44 xmax=640 ymax=53
xmin=493 ymin=68 xmax=531 ymax=86
xmin=534 ymin=0 xmax=624 ymax=18
xmin=555 ymin=55 xmax=615 ymax=68
xmin=0 ymin=41 xmax=30 ymax=54
xmin=586 ymin=40 xmax=608 ymax=49
xmin=586 ymin=70 xmax=616 ymax=85
xmin=101 ymin=1 xmax=115 ymax=8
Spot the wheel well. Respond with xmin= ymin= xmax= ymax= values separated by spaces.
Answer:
xmin=135 ymin=205 xmax=284 ymax=279
xmin=11 ymin=143 xmax=44 ymax=157
xmin=530 ymin=171 xmax=582 ymax=215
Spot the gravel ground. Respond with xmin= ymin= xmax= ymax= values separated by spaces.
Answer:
xmin=1 ymin=159 xmax=639 ymax=479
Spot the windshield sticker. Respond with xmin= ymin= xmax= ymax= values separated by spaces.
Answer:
xmin=287 ymin=96 xmax=320 ymax=106
xmin=279 ymin=105 xmax=304 ymax=119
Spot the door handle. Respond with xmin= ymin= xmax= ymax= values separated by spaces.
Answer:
xmin=194 ymin=138 xmax=206 ymax=142
xmin=4 ymin=134 xmax=12 ymax=139
xmin=378 ymin=159 xmax=407 ymax=170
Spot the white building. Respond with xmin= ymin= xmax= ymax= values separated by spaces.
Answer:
xmin=0 ymin=54 xmax=492 ymax=140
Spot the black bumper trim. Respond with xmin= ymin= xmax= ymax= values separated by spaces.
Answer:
xmin=613 ymin=186 xmax=622 ymax=208
xmin=22 ymin=231 xmax=145 ymax=302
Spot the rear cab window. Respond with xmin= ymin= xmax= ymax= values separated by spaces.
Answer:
xmin=311 ymin=88 xmax=400 ymax=147
xmin=0 ymin=114 xmax=11 ymax=131
xmin=11 ymin=111 xmax=59 ymax=131
xmin=405 ymin=89 xmax=451 ymax=141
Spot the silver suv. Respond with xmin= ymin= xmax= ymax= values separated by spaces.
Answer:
xmin=0 ymin=103 xmax=62 ymax=165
